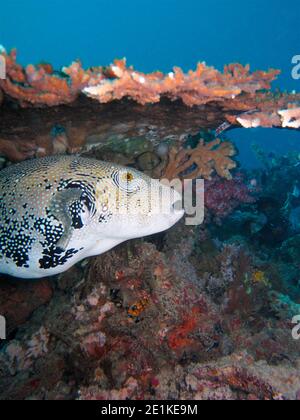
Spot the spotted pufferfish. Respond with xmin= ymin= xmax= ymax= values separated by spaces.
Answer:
xmin=0 ymin=156 xmax=184 ymax=279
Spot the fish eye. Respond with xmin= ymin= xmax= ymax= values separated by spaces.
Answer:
xmin=112 ymin=169 xmax=141 ymax=193
xmin=121 ymin=172 xmax=134 ymax=183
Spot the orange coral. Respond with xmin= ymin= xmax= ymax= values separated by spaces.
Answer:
xmin=83 ymin=59 xmax=280 ymax=107
xmin=0 ymin=49 xmax=89 ymax=107
xmin=162 ymin=139 xmax=236 ymax=181
xmin=1 ymin=47 xmax=300 ymax=136
xmin=168 ymin=307 xmax=201 ymax=350
xmin=0 ymin=47 xmax=281 ymax=109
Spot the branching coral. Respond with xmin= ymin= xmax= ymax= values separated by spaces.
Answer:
xmin=162 ymin=139 xmax=236 ymax=180
xmin=1 ymin=46 xmax=300 ymax=143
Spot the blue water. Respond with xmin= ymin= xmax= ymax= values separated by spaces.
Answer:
xmin=1 ymin=0 xmax=300 ymax=166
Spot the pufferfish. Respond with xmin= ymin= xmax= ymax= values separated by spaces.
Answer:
xmin=0 ymin=156 xmax=184 ymax=279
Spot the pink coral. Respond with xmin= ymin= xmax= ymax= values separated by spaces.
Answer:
xmin=204 ymin=174 xmax=255 ymax=219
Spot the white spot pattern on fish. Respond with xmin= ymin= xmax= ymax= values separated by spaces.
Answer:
xmin=0 ymin=156 xmax=183 ymax=279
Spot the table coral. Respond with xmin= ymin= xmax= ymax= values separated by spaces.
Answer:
xmin=0 ymin=46 xmax=298 ymax=121
xmin=0 ymin=47 xmax=300 ymax=166
xmin=0 ymin=48 xmax=89 ymax=107
xmin=83 ymin=59 xmax=280 ymax=107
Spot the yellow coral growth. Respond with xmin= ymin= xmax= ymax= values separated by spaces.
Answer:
xmin=162 ymin=139 xmax=236 ymax=181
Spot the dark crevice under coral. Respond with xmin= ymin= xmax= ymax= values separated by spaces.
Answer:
xmin=0 ymin=95 xmax=299 ymax=163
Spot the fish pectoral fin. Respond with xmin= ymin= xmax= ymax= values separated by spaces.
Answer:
xmin=50 ymin=188 xmax=83 ymax=251
xmin=56 ymin=236 xmax=70 ymax=252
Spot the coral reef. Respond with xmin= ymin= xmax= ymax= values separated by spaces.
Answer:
xmin=0 ymin=48 xmax=89 ymax=107
xmin=0 ymin=47 xmax=299 ymax=166
xmin=0 ymin=176 xmax=300 ymax=401
xmin=0 ymin=45 xmax=300 ymax=164
xmin=0 ymin=229 xmax=299 ymax=400
xmin=0 ymin=278 xmax=52 ymax=335
xmin=162 ymin=139 xmax=236 ymax=180
xmin=1 ymin=48 xmax=300 ymax=401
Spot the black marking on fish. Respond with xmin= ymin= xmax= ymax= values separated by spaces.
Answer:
xmin=39 ymin=245 xmax=83 ymax=270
